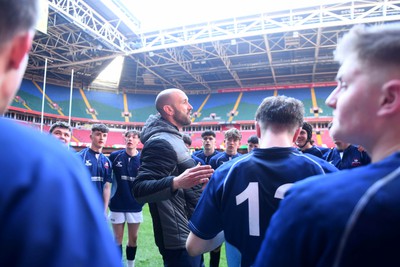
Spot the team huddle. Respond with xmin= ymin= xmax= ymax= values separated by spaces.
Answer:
xmin=1 ymin=0 xmax=400 ymax=266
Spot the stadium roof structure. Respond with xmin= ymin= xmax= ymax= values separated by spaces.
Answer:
xmin=25 ymin=0 xmax=400 ymax=94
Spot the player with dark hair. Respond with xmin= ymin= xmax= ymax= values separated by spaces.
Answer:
xmin=296 ymin=122 xmax=329 ymax=158
xmin=186 ymin=95 xmax=338 ymax=266
xmin=0 ymin=0 xmax=120 ymax=265
xmin=247 ymin=134 xmax=259 ymax=152
xmin=254 ymin=23 xmax=400 ymax=267
xmin=182 ymin=133 xmax=205 ymax=165
xmin=193 ymin=130 xmax=220 ymax=164
xmin=184 ymin=132 xmax=219 ymax=267
xmin=207 ymin=127 xmax=243 ymax=266
xmin=109 ymin=130 xmax=143 ymax=267
xmin=78 ymin=123 xmax=112 ymax=217
xmin=49 ymin=121 xmax=72 ymax=145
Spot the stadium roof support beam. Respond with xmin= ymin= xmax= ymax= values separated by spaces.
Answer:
xmin=48 ymin=0 xmax=131 ymax=53
xmin=212 ymin=41 xmax=243 ymax=88
xmin=165 ymin=48 xmax=212 ymax=92
xmin=130 ymin=0 xmax=400 ymax=54
xmin=99 ymin=0 xmax=141 ymax=33
xmin=30 ymin=38 xmax=72 ymax=66
xmin=128 ymin=55 xmax=179 ymax=89
xmin=263 ymin=34 xmax=277 ymax=85
xmin=312 ymin=28 xmax=322 ymax=82
xmin=29 ymin=54 xmax=118 ymax=70
xmin=31 ymin=26 xmax=114 ymax=67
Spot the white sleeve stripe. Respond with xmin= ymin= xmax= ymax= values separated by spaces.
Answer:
xmin=292 ymin=152 xmax=326 ymax=174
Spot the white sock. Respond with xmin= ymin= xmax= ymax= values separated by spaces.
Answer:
xmin=127 ymin=260 xmax=135 ymax=267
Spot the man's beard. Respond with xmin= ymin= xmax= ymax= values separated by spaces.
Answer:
xmin=174 ymin=111 xmax=191 ymax=126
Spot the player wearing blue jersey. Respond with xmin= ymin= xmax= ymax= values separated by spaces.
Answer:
xmin=0 ymin=1 xmax=120 ymax=265
xmin=78 ymin=123 xmax=112 ymax=217
xmin=325 ymin=140 xmax=371 ymax=170
xmin=324 ymin=124 xmax=371 ymax=170
xmin=247 ymin=134 xmax=259 ymax=153
xmin=193 ymin=130 xmax=220 ymax=164
xmin=183 ymin=133 xmax=206 ymax=165
xmin=207 ymin=128 xmax=242 ymax=266
xmin=296 ymin=122 xmax=330 ymax=159
xmin=254 ymin=23 xmax=400 ymax=267
xmin=109 ymin=130 xmax=144 ymax=267
xmin=186 ymin=96 xmax=338 ymax=267
xmin=188 ymin=132 xmax=220 ymax=266
xmin=209 ymin=128 xmax=242 ymax=169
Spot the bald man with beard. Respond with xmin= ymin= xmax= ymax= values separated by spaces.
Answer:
xmin=132 ymin=88 xmax=214 ymax=267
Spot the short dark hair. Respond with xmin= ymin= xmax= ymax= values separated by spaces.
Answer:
xmin=201 ymin=130 xmax=216 ymax=138
xmin=91 ymin=124 xmax=109 ymax=133
xmin=49 ymin=121 xmax=72 ymax=134
xmin=0 ymin=0 xmax=40 ymax=45
xmin=125 ymin=130 xmax=140 ymax=138
xmin=255 ymin=95 xmax=304 ymax=132
xmin=182 ymin=134 xmax=192 ymax=146
xmin=247 ymin=135 xmax=259 ymax=144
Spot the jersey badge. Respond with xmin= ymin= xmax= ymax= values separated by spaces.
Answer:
xmin=352 ymin=158 xmax=362 ymax=167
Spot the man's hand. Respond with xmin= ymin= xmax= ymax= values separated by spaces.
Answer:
xmin=173 ymin=164 xmax=214 ymax=190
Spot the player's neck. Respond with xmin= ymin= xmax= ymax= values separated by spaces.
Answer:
xmin=370 ymin=144 xmax=400 ymax=163
xmin=301 ymin=142 xmax=313 ymax=151
xmin=126 ymin=148 xmax=138 ymax=157
xmin=335 ymin=143 xmax=350 ymax=151
xmin=90 ymin=145 xmax=102 ymax=153
xmin=260 ymin=132 xmax=293 ymax=148
xmin=204 ymin=149 xmax=214 ymax=156
xmin=225 ymin=148 xmax=237 ymax=156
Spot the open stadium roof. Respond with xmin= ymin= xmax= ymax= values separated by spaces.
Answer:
xmin=25 ymin=0 xmax=400 ymax=94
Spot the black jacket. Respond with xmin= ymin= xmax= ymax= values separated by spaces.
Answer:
xmin=132 ymin=114 xmax=201 ymax=251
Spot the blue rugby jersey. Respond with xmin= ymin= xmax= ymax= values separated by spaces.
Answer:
xmin=109 ymin=150 xmax=143 ymax=212
xmin=193 ymin=150 xmax=220 ymax=165
xmin=325 ymin=144 xmax=371 ymax=170
xmin=302 ymin=145 xmax=330 ymax=159
xmin=209 ymin=151 xmax=242 ymax=170
xmin=189 ymin=147 xmax=338 ymax=267
xmin=0 ymin=118 xmax=120 ymax=266
xmin=254 ymin=152 xmax=400 ymax=267
xmin=77 ymin=147 xmax=112 ymax=197
xmin=192 ymin=154 xmax=205 ymax=165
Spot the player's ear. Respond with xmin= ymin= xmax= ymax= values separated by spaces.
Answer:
xmin=163 ymin=104 xmax=174 ymax=116
xmin=378 ymin=79 xmax=400 ymax=116
xmin=292 ymin=126 xmax=302 ymax=143
xmin=8 ymin=31 xmax=34 ymax=70
xmin=255 ymin=122 xmax=261 ymax=138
